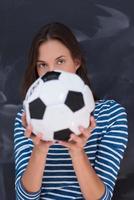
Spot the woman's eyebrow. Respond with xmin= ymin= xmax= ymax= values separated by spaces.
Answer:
xmin=36 ymin=60 xmax=46 ymax=63
xmin=55 ymin=55 xmax=65 ymax=60
xmin=37 ymin=56 xmax=66 ymax=63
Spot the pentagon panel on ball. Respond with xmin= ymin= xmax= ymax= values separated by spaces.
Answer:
xmin=23 ymin=70 xmax=95 ymax=141
xmin=65 ymin=91 xmax=85 ymax=112
xmin=29 ymin=97 xmax=46 ymax=119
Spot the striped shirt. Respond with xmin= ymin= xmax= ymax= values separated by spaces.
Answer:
xmin=14 ymin=99 xmax=128 ymax=200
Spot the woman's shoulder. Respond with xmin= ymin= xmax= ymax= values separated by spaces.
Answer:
xmin=93 ymin=99 xmax=127 ymax=122
xmin=15 ymin=106 xmax=24 ymax=123
xmin=94 ymin=99 xmax=126 ymax=112
xmin=93 ymin=99 xmax=128 ymax=148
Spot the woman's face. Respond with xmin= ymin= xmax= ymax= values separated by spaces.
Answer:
xmin=36 ymin=39 xmax=80 ymax=77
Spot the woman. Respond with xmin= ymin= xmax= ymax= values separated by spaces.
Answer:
xmin=14 ymin=22 xmax=128 ymax=200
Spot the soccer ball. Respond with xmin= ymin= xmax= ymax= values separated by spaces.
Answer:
xmin=23 ymin=70 xmax=95 ymax=141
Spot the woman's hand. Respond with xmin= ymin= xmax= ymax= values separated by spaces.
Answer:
xmin=22 ymin=112 xmax=54 ymax=154
xmin=58 ymin=116 xmax=96 ymax=154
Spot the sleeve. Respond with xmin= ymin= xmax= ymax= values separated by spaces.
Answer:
xmin=94 ymin=100 xmax=128 ymax=200
xmin=14 ymin=110 xmax=41 ymax=200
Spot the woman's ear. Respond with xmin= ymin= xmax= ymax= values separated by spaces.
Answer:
xmin=74 ymin=59 xmax=81 ymax=70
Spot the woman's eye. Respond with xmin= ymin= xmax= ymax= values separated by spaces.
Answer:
xmin=37 ymin=63 xmax=47 ymax=68
xmin=57 ymin=59 xmax=65 ymax=65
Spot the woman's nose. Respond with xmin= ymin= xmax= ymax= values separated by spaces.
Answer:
xmin=49 ymin=65 xmax=55 ymax=71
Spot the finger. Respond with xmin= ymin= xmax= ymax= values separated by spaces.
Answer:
xmin=34 ymin=133 xmax=42 ymax=145
xmin=86 ymin=117 xmax=96 ymax=133
xmin=58 ymin=140 xmax=72 ymax=148
xmin=69 ymin=133 xmax=84 ymax=144
xmin=32 ymin=133 xmax=54 ymax=146
xmin=47 ymin=141 xmax=55 ymax=146
xmin=25 ymin=124 xmax=33 ymax=138
xmin=30 ymin=133 xmax=36 ymax=141
xmin=90 ymin=116 xmax=96 ymax=129
xmin=22 ymin=112 xmax=27 ymax=127
xmin=79 ymin=126 xmax=90 ymax=139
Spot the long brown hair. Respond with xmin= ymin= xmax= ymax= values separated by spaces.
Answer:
xmin=22 ymin=22 xmax=92 ymax=99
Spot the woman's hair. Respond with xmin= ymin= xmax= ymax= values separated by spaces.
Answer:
xmin=21 ymin=22 xmax=92 ymax=99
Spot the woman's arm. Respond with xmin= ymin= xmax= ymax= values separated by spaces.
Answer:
xmin=93 ymin=101 xmax=128 ymax=199
xmin=14 ymin=110 xmax=52 ymax=199
xmin=58 ymin=116 xmax=105 ymax=200
xmin=59 ymin=101 xmax=128 ymax=200
xmin=21 ymin=146 xmax=47 ymax=193
xmin=70 ymin=149 xmax=105 ymax=200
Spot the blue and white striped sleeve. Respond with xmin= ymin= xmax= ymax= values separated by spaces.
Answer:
xmin=14 ymin=110 xmax=41 ymax=200
xmin=94 ymin=100 xmax=128 ymax=200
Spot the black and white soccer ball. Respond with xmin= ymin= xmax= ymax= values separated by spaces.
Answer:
xmin=23 ymin=70 xmax=95 ymax=141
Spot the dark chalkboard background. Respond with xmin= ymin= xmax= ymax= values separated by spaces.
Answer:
xmin=0 ymin=0 xmax=134 ymax=199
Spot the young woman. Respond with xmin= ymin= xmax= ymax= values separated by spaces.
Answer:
xmin=14 ymin=22 xmax=128 ymax=200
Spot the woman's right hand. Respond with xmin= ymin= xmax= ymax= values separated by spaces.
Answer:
xmin=22 ymin=112 xmax=54 ymax=154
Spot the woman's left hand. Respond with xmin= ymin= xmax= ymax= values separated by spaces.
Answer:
xmin=58 ymin=116 xmax=96 ymax=153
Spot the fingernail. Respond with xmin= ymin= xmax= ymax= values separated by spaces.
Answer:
xmin=79 ymin=126 xmax=84 ymax=131
xmin=25 ymin=132 xmax=30 ymax=138
xmin=69 ymin=135 xmax=73 ymax=141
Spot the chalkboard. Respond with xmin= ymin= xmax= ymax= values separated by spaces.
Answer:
xmin=0 ymin=0 xmax=133 ymax=199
